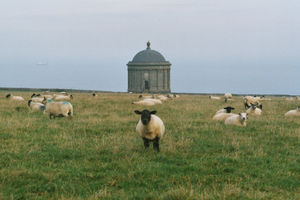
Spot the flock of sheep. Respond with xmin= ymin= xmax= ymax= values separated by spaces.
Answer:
xmin=4 ymin=91 xmax=300 ymax=152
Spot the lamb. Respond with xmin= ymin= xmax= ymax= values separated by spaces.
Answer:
xmin=213 ymin=113 xmax=236 ymax=121
xmin=284 ymin=107 xmax=300 ymax=117
xmin=135 ymin=109 xmax=165 ymax=152
xmin=246 ymin=104 xmax=262 ymax=116
xmin=53 ymin=95 xmax=73 ymax=101
xmin=44 ymin=100 xmax=73 ymax=119
xmin=209 ymin=96 xmax=221 ymax=100
xmin=225 ymin=113 xmax=248 ymax=127
xmin=132 ymin=99 xmax=160 ymax=106
xmin=27 ymin=100 xmax=45 ymax=112
xmin=5 ymin=94 xmax=24 ymax=101
xmin=216 ymin=106 xmax=235 ymax=114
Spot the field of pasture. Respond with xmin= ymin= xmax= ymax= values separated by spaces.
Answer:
xmin=0 ymin=91 xmax=299 ymax=199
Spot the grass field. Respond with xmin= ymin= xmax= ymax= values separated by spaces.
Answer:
xmin=0 ymin=91 xmax=299 ymax=199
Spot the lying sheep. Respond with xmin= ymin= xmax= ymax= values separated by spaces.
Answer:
xmin=6 ymin=94 xmax=24 ymax=101
xmin=132 ymin=99 xmax=160 ymax=106
xmin=213 ymin=113 xmax=235 ymax=121
xmin=135 ymin=109 xmax=165 ymax=152
xmin=157 ymin=95 xmax=168 ymax=101
xmin=44 ymin=100 xmax=73 ymax=119
xmin=225 ymin=113 xmax=248 ymax=127
xmin=209 ymin=96 xmax=221 ymax=100
xmin=27 ymin=100 xmax=45 ymax=112
xmin=216 ymin=106 xmax=235 ymax=114
xmin=246 ymin=104 xmax=262 ymax=115
xmin=53 ymin=95 xmax=73 ymax=101
xmin=139 ymin=94 xmax=154 ymax=99
xmin=284 ymin=107 xmax=300 ymax=117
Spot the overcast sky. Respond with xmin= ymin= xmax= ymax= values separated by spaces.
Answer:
xmin=0 ymin=0 xmax=299 ymax=94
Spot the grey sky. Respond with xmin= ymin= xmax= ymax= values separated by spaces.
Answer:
xmin=0 ymin=0 xmax=299 ymax=94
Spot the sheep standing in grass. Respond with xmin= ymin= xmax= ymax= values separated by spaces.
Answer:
xmin=31 ymin=94 xmax=44 ymax=103
xmin=225 ymin=113 xmax=248 ymax=127
xmin=6 ymin=94 xmax=24 ymax=101
xmin=224 ymin=93 xmax=232 ymax=102
xmin=27 ymin=100 xmax=45 ymax=112
xmin=284 ymin=107 xmax=300 ymax=117
xmin=135 ymin=110 xmax=165 ymax=152
xmin=43 ymin=100 xmax=73 ymax=119
xmin=246 ymin=104 xmax=262 ymax=116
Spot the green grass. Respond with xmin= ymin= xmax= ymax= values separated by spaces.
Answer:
xmin=0 ymin=92 xmax=299 ymax=199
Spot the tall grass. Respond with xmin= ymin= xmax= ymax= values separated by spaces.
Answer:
xmin=0 ymin=91 xmax=299 ymax=199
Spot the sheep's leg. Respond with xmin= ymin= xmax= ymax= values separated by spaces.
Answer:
xmin=143 ymin=138 xmax=150 ymax=148
xmin=153 ymin=137 xmax=160 ymax=152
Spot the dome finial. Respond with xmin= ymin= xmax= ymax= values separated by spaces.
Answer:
xmin=147 ymin=41 xmax=151 ymax=49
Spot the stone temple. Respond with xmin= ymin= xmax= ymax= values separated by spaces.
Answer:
xmin=127 ymin=41 xmax=171 ymax=93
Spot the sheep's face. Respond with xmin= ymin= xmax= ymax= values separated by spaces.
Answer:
xmin=239 ymin=113 xmax=248 ymax=121
xmin=251 ymin=104 xmax=257 ymax=110
xmin=135 ymin=110 xmax=157 ymax=125
xmin=6 ymin=94 xmax=11 ymax=98
xmin=224 ymin=106 xmax=235 ymax=113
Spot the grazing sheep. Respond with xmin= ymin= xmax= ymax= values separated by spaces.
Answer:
xmin=30 ymin=94 xmax=45 ymax=103
xmin=284 ymin=107 xmax=300 ymax=117
xmin=135 ymin=110 xmax=165 ymax=152
xmin=224 ymin=93 xmax=233 ymax=102
xmin=216 ymin=106 xmax=235 ymax=114
xmin=246 ymin=104 xmax=262 ymax=116
xmin=5 ymin=94 xmax=24 ymax=101
xmin=225 ymin=113 xmax=248 ymax=127
xmin=244 ymin=96 xmax=261 ymax=109
xmin=27 ymin=100 xmax=45 ymax=112
xmin=44 ymin=100 xmax=73 ymax=119
xmin=209 ymin=96 xmax=221 ymax=100
xmin=53 ymin=95 xmax=73 ymax=101
xmin=132 ymin=99 xmax=158 ymax=106
xmin=213 ymin=113 xmax=235 ymax=121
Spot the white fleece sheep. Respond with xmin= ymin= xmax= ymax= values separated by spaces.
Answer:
xmin=135 ymin=110 xmax=165 ymax=152
xmin=157 ymin=95 xmax=168 ymax=101
xmin=5 ymin=94 xmax=24 ymax=101
xmin=132 ymin=99 xmax=161 ymax=106
xmin=225 ymin=113 xmax=248 ymax=127
xmin=246 ymin=104 xmax=262 ymax=116
xmin=28 ymin=100 xmax=45 ymax=112
xmin=216 ymin=106 xmax=235 ymax=114
xmin=44 ymin=101 xmax=73 ymax=119
xmin=53 ymin=95 xmax=73 ymax=101
xmin=209 ymin=96 xmax=221 ymax=100
xmin=284 ymin=107 xmax=300 ymax=117
xmin=213 ymin=113 xmax=236 ymax=121
xmin=244 ymin=96 xmax=261 ymax=108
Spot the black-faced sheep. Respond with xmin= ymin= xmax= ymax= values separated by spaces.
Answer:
xmin=225 ymin=113 xmax=248 ymax=127
xmin=135 ymin=110 xmax=165 ymax=152
xmin=28 ymin=100 xmax=45 ymax=112
xmin=216 ymin=106 xmax=235 ymax=114
xmin=6 ymin=94 xmax=24 ymax=101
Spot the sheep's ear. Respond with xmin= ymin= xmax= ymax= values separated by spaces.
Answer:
xmin=150 ymin=110 xmax=157 ymax=115
xmin=134 ymin=110 xmax=142 ymax=115
xmin=231 ymin=107 xmax=235 ymax=110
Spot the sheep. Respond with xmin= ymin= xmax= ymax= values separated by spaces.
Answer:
xmin=209 ymin=96 xmax=221 ymax=100
xmin=225 ymin=113 xmax=248 ymax=127
xmin=53 ymin=95 xmax=73 ymax=101
xmin=134 ymin=109 xmax=165 ymax=152
xmin=244 ymin=96 xmax=261 ymax=109
xmin=246 ymin=104 xmax=262 ymax=116
xmin=44 ymin=100 xmax=73 ymax=119
xmin=139 ymin=94 xmax=154 ymax=99
xmin=132 ymin=99 xmax=159 ymax=106
xmin=27 ymin=100 xmax=45 ymax=112
xmin=157 ymin=95 xmax=168 ymax=101
xmin=92 ymin=93 xmax=98 ymax=97
xmin=224 ymin=93 xmax=233 ymax=102
xmin=5 ymin=94 xmax=24 ymax=101
xmin=216 ymin=106 xmax=235 ymax=114
xmin=213 ymin=113 xmax=236 ymax=121
xmin=284 ymin=107 xmax=300 ymax=117
xmin=285 ymin=97 xmax=295 ymax=101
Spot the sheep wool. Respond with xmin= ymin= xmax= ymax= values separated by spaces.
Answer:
xmin=225 ymin=113 xmax=248 ymax=127
xmin=28 ymin=100 xmax=45 ymax=112
xmin=285 ymin=108 xmax=300 ymax=117
xmin=45 ymin=101 xmax=73 ymax=119
xmin=246 ymin=106 xmax=262 ymax=116
xmin=132 ymin=99 xmax=156 ymax=106
xmin=213 ymin=113 xmax=235 ymax=121
xmin=6 ymin=94 xmax=24 ymax=101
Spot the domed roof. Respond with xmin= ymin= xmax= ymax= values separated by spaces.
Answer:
xmin=129 ymin=41 xmax=168 ymax=63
